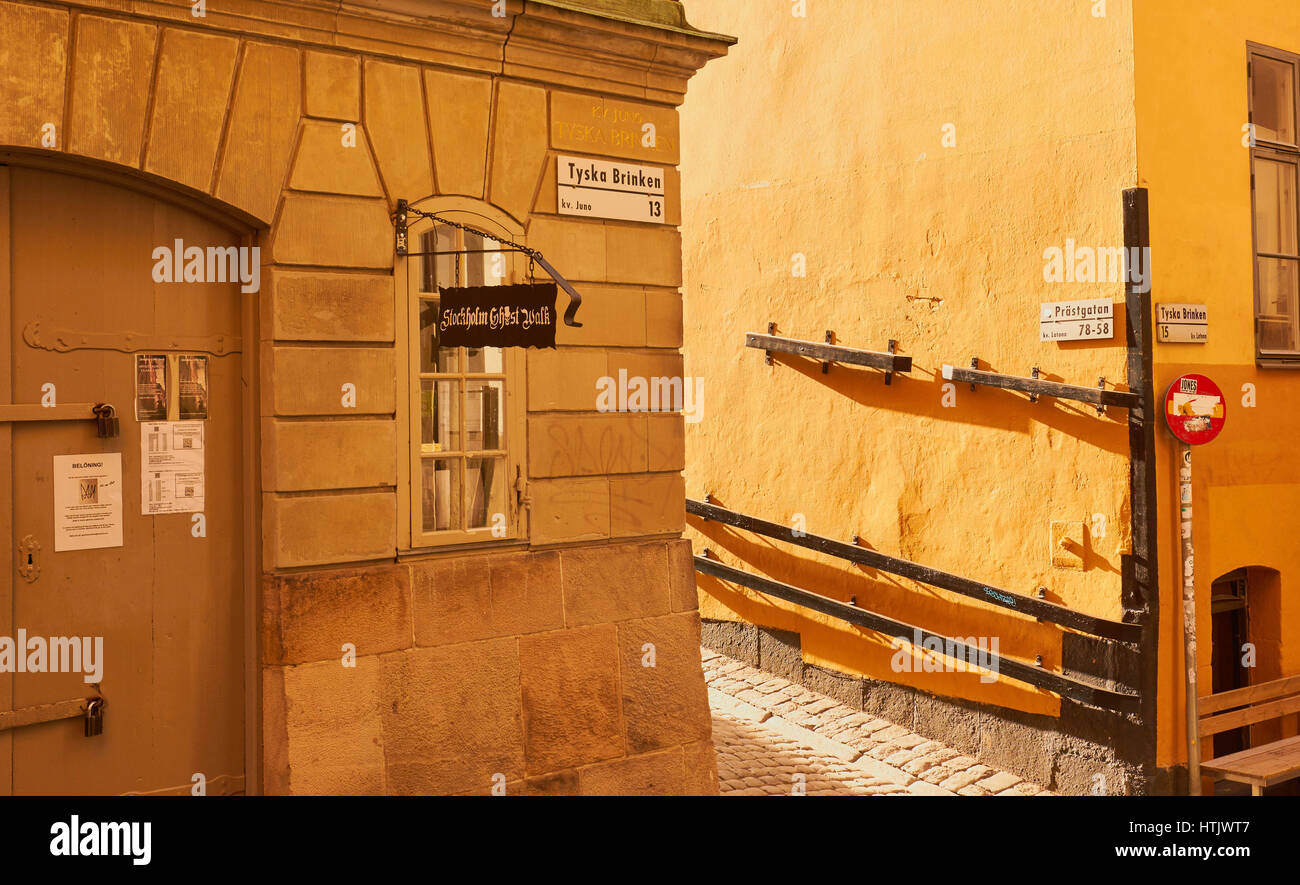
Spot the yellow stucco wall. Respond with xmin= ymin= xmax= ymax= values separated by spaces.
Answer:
xmin=1134 ymin=0 xmax=1300 ymax=770
xmin=681 ymin=0 xmax=1138 ymax=716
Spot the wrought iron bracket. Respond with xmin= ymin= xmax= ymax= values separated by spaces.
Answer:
xmin=392 ymin=199 xmax=582 ymax=327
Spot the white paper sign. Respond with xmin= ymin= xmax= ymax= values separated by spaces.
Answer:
xmin=557 ymin=155 xmax=667 ymax=224
xmin=141 ymin=421 xmax=205 ymax=515
xmin=1040 ymin=298 xmax=1115 ymax=341
xmin=53 ymin=453 xmax=123 ymax=551
xmin=1157 ymin=303 xmax=1208 ymax=343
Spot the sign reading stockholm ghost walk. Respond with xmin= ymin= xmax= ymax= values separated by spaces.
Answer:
xmin=557 ymin=155 xmax=667 ymax=224
xmin=438 ymin=284 xmax=558 ymax=349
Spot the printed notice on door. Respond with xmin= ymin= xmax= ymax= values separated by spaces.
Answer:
xmin=140 ymin=421 xmax=205 ymax=515
xmin=53 ymin=453 xmax=123 ymax=551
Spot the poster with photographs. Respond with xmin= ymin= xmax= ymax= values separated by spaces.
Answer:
xmin=135 ymin=354 xmax=168 ymax=421
xmin=178 ymin=355 xmax=209 ymax=420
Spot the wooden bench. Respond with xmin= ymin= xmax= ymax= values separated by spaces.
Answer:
xmin=1199 ymin=673 xmax=1300 ymax=795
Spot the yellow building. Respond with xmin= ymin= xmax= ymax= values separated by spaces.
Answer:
xmin=681 ymin=0 xmax=1299 ymax=795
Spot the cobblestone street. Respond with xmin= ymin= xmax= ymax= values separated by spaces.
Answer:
xmin=704 ymin=648 xmax=1051 ymax=796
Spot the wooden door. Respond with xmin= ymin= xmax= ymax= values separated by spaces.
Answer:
xmin=2 ymin=165 xmax=245 ymax=795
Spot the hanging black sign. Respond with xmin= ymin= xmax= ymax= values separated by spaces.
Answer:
xmin=437 ymin=283 xmax=558 ymax=349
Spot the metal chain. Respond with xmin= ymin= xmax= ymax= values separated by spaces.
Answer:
xmin=400 ymin=206 xmax=542 ymax=261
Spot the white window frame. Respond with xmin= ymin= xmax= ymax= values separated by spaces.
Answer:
xmin=396 ymin=199 xmax=529 ymax=551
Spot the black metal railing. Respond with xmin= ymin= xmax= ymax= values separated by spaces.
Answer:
xmin=687 ymin=498 xmax=1140 ymax=643
xmin=694 ymin=554 xmax=1140 ymax=713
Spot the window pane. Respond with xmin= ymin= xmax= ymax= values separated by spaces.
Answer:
xmin=1255 ymin=158 xmax=1299 ymax=255
xmin=421 ymin=227 xmax=456 ymax=293
xmin=421 ymin=379 xmax=461 ymax=452
xmin=466 ymin=457 xmax=508 ymax=529
xmin=484 ymin=237 xmax=505 ymax=286
xmin=419 ymin=299 xmax=459 ymax=373
xmin=1258 ymin=257 xmax=1300 ymax=352
xmin=465 ymin=380 xmax=504 ymax=451
xmin=1254 ymin=56 xmax=1297 ymax=145
xmin=461 ymin=231 xmax=482 ymax=286
xmin=464 ymin=346 xmax=504 ymax=374
xmin=422 ymin=458 xmax=461 ymax=532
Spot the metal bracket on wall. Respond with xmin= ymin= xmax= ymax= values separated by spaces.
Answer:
xmin=746 ymin=329 xmax=913 ymax=382
xmin=941 ymin=361 xmax=1142 ymax=412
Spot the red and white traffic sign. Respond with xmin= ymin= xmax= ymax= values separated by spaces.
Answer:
xmin=1164 ymin=373 xmax=1226 ymax=445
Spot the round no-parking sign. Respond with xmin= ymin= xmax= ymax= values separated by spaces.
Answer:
xmin=1164 ymin=373 xmax=1226 ymax=445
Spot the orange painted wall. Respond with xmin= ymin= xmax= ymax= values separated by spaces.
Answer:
xmin=1134 ymin=0 xmax=1300 ymax=770
xmin=680 ymin=0 xmax=1139 ymax=717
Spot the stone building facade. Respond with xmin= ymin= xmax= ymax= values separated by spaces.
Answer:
xmin=0 ymin=0 xmax=732 ymax=795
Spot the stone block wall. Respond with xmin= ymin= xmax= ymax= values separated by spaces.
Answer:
xmin=263 ymin=540 xmax=717 ymax=795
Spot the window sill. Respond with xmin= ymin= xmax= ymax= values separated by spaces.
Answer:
xmin=1256 ymin=358 xmax=1300 ymax=369
xmin=396 ymin=539 xmax=529 ymax=561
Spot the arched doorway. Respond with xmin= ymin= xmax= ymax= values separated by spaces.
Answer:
xmin=1209 ymin=565 xmax=1283 ymax=760
xmin=1 ymin=162 xmax=249 ymax=794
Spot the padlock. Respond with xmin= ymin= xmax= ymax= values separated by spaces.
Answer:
xmin=84 ymin=697 xmax=105 ymax=737
xmin=93 ymin=404 xmax=119 ymax=439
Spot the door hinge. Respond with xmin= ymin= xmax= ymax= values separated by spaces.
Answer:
xmin=513 ymin=466 xmax=531 ymax=513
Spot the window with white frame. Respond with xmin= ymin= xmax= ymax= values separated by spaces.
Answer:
xmin=405 ymin=214 xmax=527 ymax=547
xmin=1249 ymin=45 xmax=1300 ymax=359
